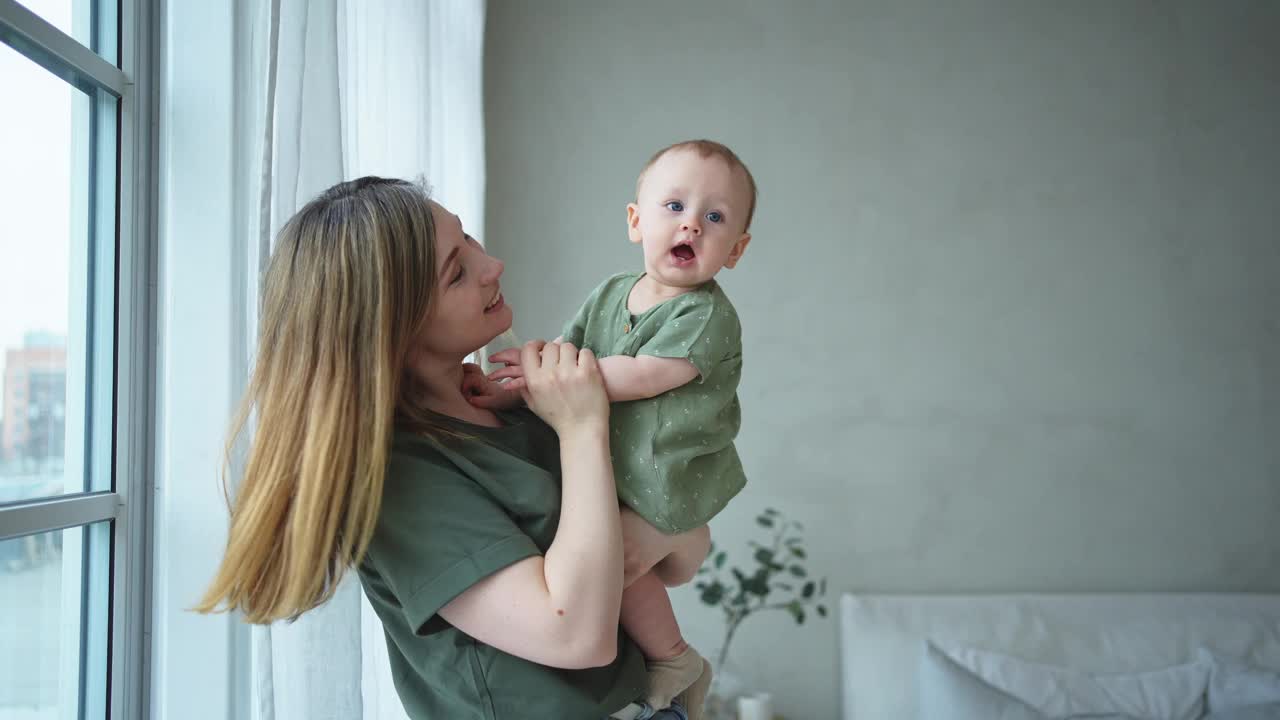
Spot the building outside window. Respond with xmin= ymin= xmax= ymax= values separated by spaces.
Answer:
xmin=0 ymin=0 xmax=154 ymax=717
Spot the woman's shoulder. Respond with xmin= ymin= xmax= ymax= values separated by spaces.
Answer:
xmin=386 ymin=428 xmax=477 ymax=487
xmin=388 ymin=408 xmax=547 ymax=469
xmin=379 ymin=428 xmax=506 ymax=517
xmin=389 ymin=429 xmax=453 ymax=465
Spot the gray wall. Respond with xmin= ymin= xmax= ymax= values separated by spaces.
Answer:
xmin=484 ymin=2 xmax=1280 ymax=717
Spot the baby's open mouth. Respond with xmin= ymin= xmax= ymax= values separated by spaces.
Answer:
xmin=671 ymin=244 xmax=696 ymax=263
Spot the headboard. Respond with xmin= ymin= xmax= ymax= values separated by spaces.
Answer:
xmin=839 ymin=593 xmax=1280 ymax=719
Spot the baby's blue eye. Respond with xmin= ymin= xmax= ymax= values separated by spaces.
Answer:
xmin=706 ymin=211 xmax=724 ymax=224
xmin=665 ymin=201 xmax=684 ymax=212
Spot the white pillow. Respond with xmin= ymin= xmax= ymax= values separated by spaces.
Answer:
xmin=920 ymin=641 xmax=1050 ymax=720
xmin=929 ymin=641 xmax=1210 ymax=720
xmin=1200 ymin=649 xmax=1280 ymax=712
xmin=1201 ymin=704 xmax=1280 ymax=720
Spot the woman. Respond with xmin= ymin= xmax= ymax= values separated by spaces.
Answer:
xmin=197 ymin=177 xmax=710 ymax=719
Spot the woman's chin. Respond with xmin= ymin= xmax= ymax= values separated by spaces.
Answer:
xmin=481 ymin=309 xmax=514 ymax=344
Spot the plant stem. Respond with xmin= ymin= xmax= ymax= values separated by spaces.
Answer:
xmin=710 ymin=513 xmax=822 ymax=676
xmin=717 ymin=613 xmax=744 ymax=672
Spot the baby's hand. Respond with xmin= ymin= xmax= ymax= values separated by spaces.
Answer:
xmin=485 ymin=347 xmax=530 ymax=392
xmin=462 ymin=362 xmax=523 ymax=410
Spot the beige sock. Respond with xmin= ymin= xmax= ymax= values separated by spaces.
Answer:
xmin=674 ymin=658 xmax=712 ymax=720
xmin=644 ymin=646 xmax=707 ymax=711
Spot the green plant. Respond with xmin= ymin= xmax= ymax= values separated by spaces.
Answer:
xmin=694 ymin=507 xmax=829 ymax=672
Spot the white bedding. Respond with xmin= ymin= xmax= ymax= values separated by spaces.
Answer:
xmin=839 ymin=593 xmax=1280 ymax=719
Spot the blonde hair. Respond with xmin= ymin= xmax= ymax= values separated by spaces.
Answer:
xmin=636 ymin=139 xmax=758 ymax=230
xmin=196 ymin=177 xmax=451 ymax=624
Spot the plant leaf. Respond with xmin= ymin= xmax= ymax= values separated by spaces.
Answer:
xmin=816 ymin=605 xmax=828 ymax=618
xmin=789 ymin=565 xmax=807 ymax=578
xmin=786 ymin=600 xmax=805 ymax=624
xmin=790 ymin=547 xmax=807 ymax=559
xmin=714 ymin=551 xmax=727 ymax=569
xmin=756 ymin=515 xmax=774 ymax=528
xmin=700 ymin=582 xmax=725 ymax=605
xmin=802 ymin=581 xmax=815 ymax=599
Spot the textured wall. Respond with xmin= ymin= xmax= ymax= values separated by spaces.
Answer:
xmin=484 ymin=2 xmax=1280 ymax=716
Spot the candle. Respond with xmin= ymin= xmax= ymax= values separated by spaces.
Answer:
xmin=737 ymin=692 xmax=773 ymax=720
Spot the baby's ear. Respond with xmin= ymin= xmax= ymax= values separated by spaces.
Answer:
xmin=724 ymin=232 xmax=751 ymax=269
xmin=626 ymin=203 xmax=642 ymax=244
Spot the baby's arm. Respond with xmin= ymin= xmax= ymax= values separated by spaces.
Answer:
xmin=486 ymin=350 xmax=699 ymax=403
xmin=595 ymin=355 xmax=698 ymax=403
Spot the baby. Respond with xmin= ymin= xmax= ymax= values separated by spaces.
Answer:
xmin=482 ymin=139 xmax=754 ymax=718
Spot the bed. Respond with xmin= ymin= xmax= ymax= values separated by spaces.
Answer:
xmin=839 ymin=593 xmax=1280 ymax=719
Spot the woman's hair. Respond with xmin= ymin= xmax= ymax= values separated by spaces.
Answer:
xmin=196 ymin=176 xmax=448 ymax=624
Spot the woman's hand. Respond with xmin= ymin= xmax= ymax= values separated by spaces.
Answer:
xmin=461 ymin=362 xmax=524 ymax=410
xmin=518 ymin=340 xmax=609 ymax=436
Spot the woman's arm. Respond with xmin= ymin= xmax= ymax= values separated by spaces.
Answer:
xmin=439 ymin=342 xmax=625 ymax=669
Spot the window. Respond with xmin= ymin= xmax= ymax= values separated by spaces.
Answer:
xmin=0 ymin=0 xmax=154 ymax=717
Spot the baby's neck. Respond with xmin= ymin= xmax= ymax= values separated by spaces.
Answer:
xmin=628 ymin=273 xmax=703 ymax=315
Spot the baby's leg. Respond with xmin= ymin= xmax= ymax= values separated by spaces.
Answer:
xmin=650 ymin=528 xmax=709 ymax=588
xmin=622 ymin=571 xmax=707 ymax=713
xmin=621 ymin=570 xmax=687 ymax=661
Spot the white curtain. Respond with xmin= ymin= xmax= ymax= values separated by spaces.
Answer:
xmin=236 ymin=2 xmax=487 ymax=718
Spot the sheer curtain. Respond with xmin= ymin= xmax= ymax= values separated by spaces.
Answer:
xmin=236 ymin=2 xmax=487 ymax=718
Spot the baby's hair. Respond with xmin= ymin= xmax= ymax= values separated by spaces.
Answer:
xmin=636 ymin=139 xmax=758 ymax=231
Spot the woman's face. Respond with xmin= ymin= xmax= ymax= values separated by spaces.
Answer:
xmin=412 ymin=201 xmax=511 ymax=359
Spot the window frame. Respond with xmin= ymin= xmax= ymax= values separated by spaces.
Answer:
xmin=0 ymin=0 xmax=157 ymax=718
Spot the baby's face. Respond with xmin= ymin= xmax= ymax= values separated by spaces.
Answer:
xmin=628 ymin=149 xmax=752 ymax=289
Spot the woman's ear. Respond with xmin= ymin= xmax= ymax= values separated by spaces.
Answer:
xmin=626 ymin=203 xmax=643 ymax=244
xmin=724 ymin=233 xmax=751 ymax=268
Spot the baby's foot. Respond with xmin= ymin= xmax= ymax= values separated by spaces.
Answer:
xmin=644 ymin=646 xmax=707 ymax=711
xmin=674 ymin=657 xmax=712 ymax=720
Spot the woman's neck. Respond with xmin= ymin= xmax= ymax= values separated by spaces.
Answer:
xmin=404 ymin=351 xmax=502 ymax=427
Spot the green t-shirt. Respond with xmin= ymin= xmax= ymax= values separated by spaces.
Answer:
xmin=563 ymin=272 xmax=746 ymax=535
xmin=356 ymin=408 xmax=646 ymax=720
